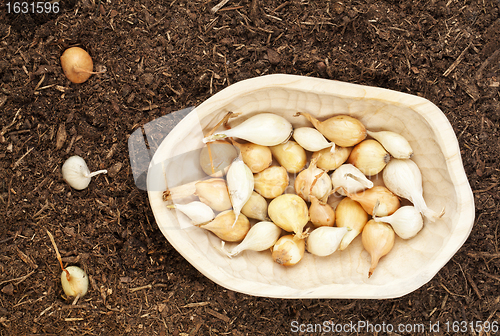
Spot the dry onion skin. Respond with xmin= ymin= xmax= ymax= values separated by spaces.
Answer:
xmin=60 ymin=47 xmax=101 ymax=84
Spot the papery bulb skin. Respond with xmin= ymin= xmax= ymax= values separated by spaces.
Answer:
xmin=309 ymin=195 xmax=336 ymax=227
xmin=335 ymin=197 xmax=369 ymax=250
xmin=60 ymin=47 xmax=94 ymax=84
xmin=331 ymin=164 xmax=373 ymax=196
xmin=345 ymin=185 xmax=400 ymax=217
xmin=295 ymin=158 xmax=332 ymax=202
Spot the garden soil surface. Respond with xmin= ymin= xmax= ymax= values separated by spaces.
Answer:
xmin=1 ymin=0 xmax=500 ymax=335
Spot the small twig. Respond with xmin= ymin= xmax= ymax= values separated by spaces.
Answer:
xmin=443 ymin=43 xmax=471 ymax=77
xmin=0 ymin=108 xmax=22 ymax=137
xmin=478 ymin=269 xmax=500 ymax=282
xmin=0 ymin=270 xmax=36 ymax=286
xmin=1 ymin=26 xmax=10 ymax=40
xmin=46 ymin=229 xmax=70 ymax=280
xmin=211 ymin=0 xmax=230 ymax=13
xmin=440 ymin=282 xmax=466 ymax=297
xmin=129 ymin=284 xmax=152 ymax=293
xmin=465 ymin=272 xmax=482 ymax=299
xmin=476 ymin=48 xmax=500 ymax=81
xmin=12 ymin=147 xmax=34 ymax=169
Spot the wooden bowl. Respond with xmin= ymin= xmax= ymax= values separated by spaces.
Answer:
xmin=147 ymin=74 xmax=474 ymax=299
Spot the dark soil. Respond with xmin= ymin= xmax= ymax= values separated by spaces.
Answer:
xmin=1 ymin=0 xmax=499 ymax=335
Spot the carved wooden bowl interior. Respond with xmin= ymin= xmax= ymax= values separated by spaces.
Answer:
xmin=147 ymin=74 xmax=475 ymax=299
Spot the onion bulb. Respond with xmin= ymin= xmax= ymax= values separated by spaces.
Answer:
xmin=272 ymin=234 xmax=305 ymax=266
xmin=61 ymin=266 xmax=89 ymax=298
xmin=199 ymin=141 xmax=238 ymax=177
xmin=367 ymin=130 xmax=413 ymax=159
xmin=306 ymin=227 xmax=348 ymax=257
xmin=167 ymin=201 xmax=215 ymax=225
xmin=268 ymin=194 xmax=309 ymax=238
xmin=241 ymin=191 xmax=268 ymax=221
xmin=198 ymin=210 xmax=250 ymax=242
xmin=204 ymin=113 xmax=293 ymax=146
xmin=60 ymin=47 xmax=103 ymax=84
xmin=253 ymin=166 xmax=289 ymax=199
xmin=344 ymin=185 xmax=400 ymax=217
xmin=269 ymin=140 xmax=307 ymax=173
xmin=312 ymin=146 xmax=352 ymax=171
xmin=222 ymin=221 xmax=281 ymax=258
xmin=62 ymin=155 xmax=107 ymax=190
xmin=195 ymin=178 xmax=232 ymax=212
xmin=232 ymin=140 xmax=272 ymax=173
xmin=295 ymin=112 xmax=366 ymax=147
xmin=295 ymin=157 xmax=332 ymax=202
xmin=292 ymin=127 xmax=335 ymax=152
xmin=309 ymin=195 xmax=336 ymax=227
xmin=373 ymin=205 xmax=423 ymax=239
xmin=226 ymin=157 xmax=254 ymax=226
xmin=347 ymin=139 xmax=390 ymax=176
xmin=362 ymin=219 xmax=395 ymax=278
xmin=383 ymin=158 xmax=444 ymax=222
xmin=330 ymin=164 xmax=373 ymax=196
xmin=335 ymin=197 xmax=369 ymax=250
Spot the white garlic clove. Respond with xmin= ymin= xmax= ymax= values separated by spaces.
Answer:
xmin=204 ymin=113 xmax=293 ymax=146
xmin=168 ymin=201 xmax=215 ymax=225
xmin=61 ymin=265 xmax=89 ymax=298
xmin=62 ymin=155 xmax=107 ymax=190
xmin=383 ymin=158 xmax=443 ymax=222
xmin=330 ymin=164 xmax=373 ymax=196
xmin=306 ymin=226 xmax=348 ymax=257
xmin=222 ymin=221 xmax=281 ymax=258
xmin=226 ymin=157 xmax=254 ymax=225
xmin=367 ymin=130 xmax=413 ymax=159
xmin=373 ymin=205 xmax=423 ymax=239
xmin=292 ymin=127 xmax=335 ymax=152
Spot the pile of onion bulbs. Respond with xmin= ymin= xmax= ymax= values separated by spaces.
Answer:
xmin=165 ymin=112 xmax=444 ymax=278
